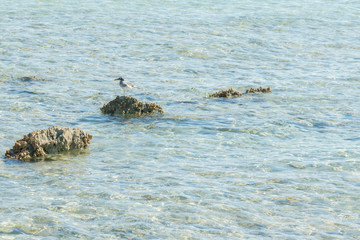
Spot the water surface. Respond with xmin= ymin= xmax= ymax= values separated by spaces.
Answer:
xmin=1 ymin=0 xmax=360 ymax=239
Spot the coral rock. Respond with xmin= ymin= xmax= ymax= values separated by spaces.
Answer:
xmin=245 ymin=87 xmax=271 ymax=94
xmin=209 ymin=88 xmax=242 ymax=98
xmin=101 ymin=96 xmax=164 ymax=117
xmin=5 ymin=126 xmax=92 ymax=161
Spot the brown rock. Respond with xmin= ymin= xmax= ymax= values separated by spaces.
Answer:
xmin=245 ymin=87 xmax=271 ymax=94
xmin=5 ymin=126 xmax=92 ymax=161
xmin=209 ymin=88 xmax=242 ymax=98
xmin=100 ymin=96 xmax=164 ymax=117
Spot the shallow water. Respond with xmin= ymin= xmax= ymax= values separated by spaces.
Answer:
xmin=1 ymin=0 xmax=360 ymax=239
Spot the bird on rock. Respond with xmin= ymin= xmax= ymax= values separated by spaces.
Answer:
xmin=114 ymin=77 xmax=135 ymax=96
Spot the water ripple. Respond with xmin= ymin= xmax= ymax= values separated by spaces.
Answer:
xmin=1 ymin=0 xmax=360 ymax=239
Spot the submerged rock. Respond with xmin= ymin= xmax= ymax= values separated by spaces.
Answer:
xmin=100 ymin=96 xmax=164 ymax=117
xmin=209 ymin=88 xmax=242 ymax=98
xmin=5 ymin=126 xmax=92 ymax=161
xmin=245 ymin=87 xmax=271 ymax=94
xmin=19 ymin=76 xmax=47 ymax=82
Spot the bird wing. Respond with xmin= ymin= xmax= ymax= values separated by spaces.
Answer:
xmin=126 ymin=81 xmax=135 ymax=88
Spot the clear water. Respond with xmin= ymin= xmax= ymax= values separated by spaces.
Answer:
xmin=1 ymin=0 xmax=360 ymax=239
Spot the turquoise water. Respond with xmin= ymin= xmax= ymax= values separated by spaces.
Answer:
xmin=1 ymin=0 xmax=360 ymax=238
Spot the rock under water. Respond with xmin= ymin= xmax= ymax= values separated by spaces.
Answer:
xmin=5 ymin=126 xmax=92 ymax=161
xmin=19 ymin=76 xmax=47 ymax=82
xmin=100 ymin=96 xmax=164 ymax=117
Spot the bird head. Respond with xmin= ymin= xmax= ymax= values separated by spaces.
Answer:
xmin=114 ymin=77 xmax=124 ymax=81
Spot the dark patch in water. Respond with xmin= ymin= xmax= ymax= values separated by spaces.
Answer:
xmin=18 ymin=76 xmax=47 ymax=82
xmin=345 ymin=137 xmax=360 ymax=141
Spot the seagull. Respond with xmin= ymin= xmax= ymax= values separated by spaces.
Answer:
xmin=114 ymin=77 xmax=134 ymax=96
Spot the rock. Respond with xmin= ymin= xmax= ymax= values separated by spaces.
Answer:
xmin=209 ymin=88 xmax=242 ymax=98
xmin=5 ymin=126 xmax=92 ymax=161
xmin=19 ymin=76 xmax=46 ymax=82
xmin=100 ymin=96 xmax=164 ymax=117
xmin=245 ymin=87 xmax=271 ymax=94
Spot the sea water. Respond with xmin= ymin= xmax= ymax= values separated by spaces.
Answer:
xmin=1 ymin=0 xmax=359 ymax=239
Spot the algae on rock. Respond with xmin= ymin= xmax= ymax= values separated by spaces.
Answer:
xmin=5 ymin=126 xmax=92 ymax=161
xmin=209 ymin=88 xmax=242 ymax=98
xmin=101 ymin=96 xmax=164 ymax=117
